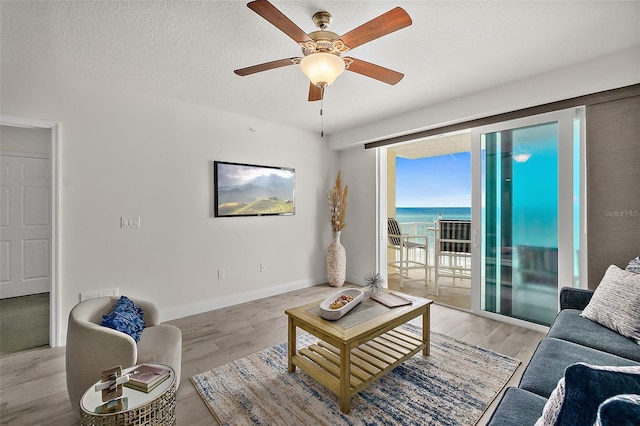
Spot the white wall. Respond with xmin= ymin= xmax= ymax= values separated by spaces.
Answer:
xmin=338 ymin=147 xmax=378 ymax=286
xmin=1 ymin=69 xmax=338 ymax=343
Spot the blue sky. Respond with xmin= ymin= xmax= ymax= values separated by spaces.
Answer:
xmin=396 ymin=152 xmax=471 ymax=207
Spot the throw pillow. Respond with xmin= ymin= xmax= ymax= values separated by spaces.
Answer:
xmin=535 ymin=363 xmax=640 ymax=426
xmin=595 ymin=394 xmax=640 ymax=426
xmin=101 ymin=295 xmax=145 ymax=342
xmin=626 ymin=256 xmax=640 ymax=274
xmin=581 ymin=264 xmax=640 ymax=344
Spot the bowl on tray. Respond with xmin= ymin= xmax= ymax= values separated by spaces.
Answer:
xmin=319 ymin=288 xmax=364 ymax=320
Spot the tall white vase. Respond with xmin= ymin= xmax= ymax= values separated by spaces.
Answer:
xmin=327 ymin=230 xmax=346 ymax=287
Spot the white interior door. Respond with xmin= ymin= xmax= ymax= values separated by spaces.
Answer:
xmin=0 ymin=154 xmax=51 ymax=298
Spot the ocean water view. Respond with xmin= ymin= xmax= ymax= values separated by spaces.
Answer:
xmin=395 ymin=207 xmax=471 ymax=224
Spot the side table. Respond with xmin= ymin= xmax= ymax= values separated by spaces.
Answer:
xmin=79 ymin=363 xmax=176 ymax=426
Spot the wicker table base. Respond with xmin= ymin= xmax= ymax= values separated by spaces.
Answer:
xmin=80 ymin=365 xmax=176 ymax=426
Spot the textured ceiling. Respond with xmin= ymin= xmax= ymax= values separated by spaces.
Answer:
xmin=2 ymin=1 xmax=639 ymax=136
xmin=391 ymin=132 xmax=471 ymax=159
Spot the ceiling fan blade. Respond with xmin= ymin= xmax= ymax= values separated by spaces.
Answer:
xmin=234 ymin=58 xmax=299 ymax=76
xmin=248 ymin=0 xmax=314 ymax=44
xmin=344 ymin=57 xmax=404 ymax=85
xmin=338 ymin=7 xmax=412 ymax=51
xmin=308 ymin=83 xmax=324 ymax=102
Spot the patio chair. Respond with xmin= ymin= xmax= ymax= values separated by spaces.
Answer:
xmin=434 ymin=219 xmax=472 ymax=295
xmin=387 ymin=218 xmax=430 ymax=288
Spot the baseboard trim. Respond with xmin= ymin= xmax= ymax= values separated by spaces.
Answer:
xmin=158 ymin=277 xmax=328 ymax=323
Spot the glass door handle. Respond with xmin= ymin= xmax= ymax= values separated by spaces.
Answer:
xmin=473 ymin=230 xmax=480 ymax=247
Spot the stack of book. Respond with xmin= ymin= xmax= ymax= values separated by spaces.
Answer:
xmin=124 ymin=364 xmax=171 ymax=393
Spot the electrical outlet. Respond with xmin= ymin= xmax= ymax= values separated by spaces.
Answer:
xmin=217 ymin=269 xmax=225 ymax=279
xmin=80 ymin=287 xmax=120 ymax=302
xmin=120 ymin=216 xmax=141 ymax=228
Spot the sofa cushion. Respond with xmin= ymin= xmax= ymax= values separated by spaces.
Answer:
xmin=548 ymin=309 xmax=640 ymax=362
xmin=487 ymin=387 xmax=548 ymax=426
xmin=581 ymin=265 xmax=640 ymax=344
xmin=101 ymin=295 xmax=145 ymax=342
xmin=549 ymin=363 xmax=640 ymax=425
xmin=519 ymin=338 xmax=639 ymax=398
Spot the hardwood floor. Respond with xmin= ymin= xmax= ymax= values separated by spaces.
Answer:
xmin=388 ymin=269 xmax=472 ymax=311
xmin=0 ymin=284 xmax=545 ymax=425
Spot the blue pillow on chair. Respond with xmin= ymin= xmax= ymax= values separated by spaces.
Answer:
xmin=101 ymin=296 xmax=145 ymax=342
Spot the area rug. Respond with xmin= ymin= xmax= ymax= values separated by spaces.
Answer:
xmin=191 ymin=324 xmax=520 ymax=426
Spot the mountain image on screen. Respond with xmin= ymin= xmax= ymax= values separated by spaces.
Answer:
xmin=215 ymin=163 xmax=295 ymax=216
xmin=218 ymin=175 xmax=291 ymax=204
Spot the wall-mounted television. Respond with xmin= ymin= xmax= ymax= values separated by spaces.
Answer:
xmin=213 ymin=161 xmax=295 ymax=217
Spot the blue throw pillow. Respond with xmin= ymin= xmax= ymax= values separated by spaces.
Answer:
xmin=595 ymin=394 xmax=640 ymax=426
xmin=101 ymin=296 xmax=145 ymax=342
xmin=555 ymin=363 xmax=640 ymax=425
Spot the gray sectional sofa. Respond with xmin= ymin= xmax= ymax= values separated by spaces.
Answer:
xmin=488 ymin=286 xmax=640 ymax=425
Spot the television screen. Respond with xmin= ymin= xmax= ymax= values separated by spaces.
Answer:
xmin=213 ymin=161 xmax=295 ymax=217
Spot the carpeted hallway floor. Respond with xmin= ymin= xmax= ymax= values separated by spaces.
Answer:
xmin=0 ymin=293 xmax=49 ymax=355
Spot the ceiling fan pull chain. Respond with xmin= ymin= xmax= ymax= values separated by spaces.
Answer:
xmin=320 ymin=95 xmax=324 ymax=138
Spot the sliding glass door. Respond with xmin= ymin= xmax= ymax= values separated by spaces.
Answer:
xmin=471 ymin=108 xmax=585 ymax=326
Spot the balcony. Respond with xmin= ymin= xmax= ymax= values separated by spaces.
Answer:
xmin=387 ymin=221 xmax=471 ymax=311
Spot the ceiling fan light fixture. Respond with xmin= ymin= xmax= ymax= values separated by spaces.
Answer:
xmin=299 ymin=52 xmax=345 ymax=87
xmin=513 ymin=152 xmax=532 ymax=163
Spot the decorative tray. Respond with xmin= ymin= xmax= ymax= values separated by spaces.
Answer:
xmin=319 ymin=288 xmax=364 ymax=320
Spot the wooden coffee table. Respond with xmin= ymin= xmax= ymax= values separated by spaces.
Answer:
xmin=285 ymin=291 xmax=432 ymax=413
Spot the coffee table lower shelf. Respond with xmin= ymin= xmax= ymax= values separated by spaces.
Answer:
xmin=291 ymin=327 xmax=425 ymax=402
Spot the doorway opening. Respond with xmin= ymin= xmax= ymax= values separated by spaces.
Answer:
xmin=1 ymin=116 xmax=61 ymax=353
xmin=386 ymin=132 xmax=472 ymax=311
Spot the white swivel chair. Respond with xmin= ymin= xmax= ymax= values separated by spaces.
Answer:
xmin=65 ymin=296 xmax=182 ymax=413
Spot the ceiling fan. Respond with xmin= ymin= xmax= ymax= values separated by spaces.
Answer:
xmin=234 ymin=0 xmax=412 ymax=102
